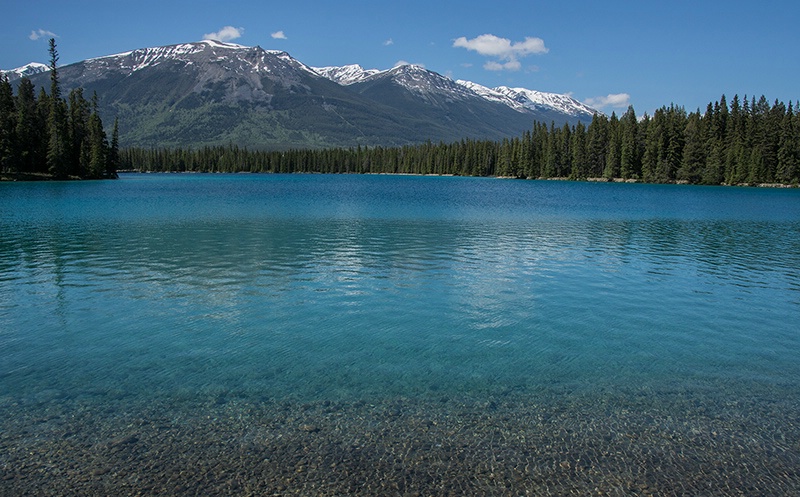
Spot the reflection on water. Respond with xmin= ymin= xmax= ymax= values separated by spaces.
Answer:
xmin=1 ymin=175 xmax=799 ymax=494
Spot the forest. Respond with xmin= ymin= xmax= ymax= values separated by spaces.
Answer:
xmin=0 ymin=39 xmax=118 ymax=180
xmin=120 ymin=94 xmax=799 ymax=186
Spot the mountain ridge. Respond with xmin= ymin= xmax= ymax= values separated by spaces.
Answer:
xmin=3 ymin=40 xmax=598 ymax=149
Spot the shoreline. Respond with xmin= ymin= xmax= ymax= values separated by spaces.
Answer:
xmin=4 ymin=169 xmax=797 ymax=188
xmin=0 ymin=171 xmax=118 ymax=182
xmin=115 ymin=169 xmax=800 ymax=188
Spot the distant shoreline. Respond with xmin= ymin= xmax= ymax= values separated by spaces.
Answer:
xmin=117 ymin=170 xmax=800 ymax=188
xmin=4 ymin=170 xmax=797 ymax=188
xmin=0 ymin=172 xmax=118 ymax=182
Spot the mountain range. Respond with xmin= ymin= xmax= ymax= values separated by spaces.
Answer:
xmin=3 ymin=40 xmax=599 ymax=149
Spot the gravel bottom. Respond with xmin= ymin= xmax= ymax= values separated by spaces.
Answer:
xmin=1 ymin=388 xmax=799 ymax=496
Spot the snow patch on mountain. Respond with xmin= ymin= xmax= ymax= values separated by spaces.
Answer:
xmin=315 ymin=62 xmax=600 ymax=117
xmin=456 ymin=80 xmax=599 ymax=118
xmin=373 ymin=64 xmax=477 ymax=101
xmin=456 ymin=80 xmax=526 ymax=110
xmin=1 ymin=62 xmax=49 ymax=80
xmin=497 ymin=86 xmax=599 ymax=117
xmin=311 ymin=64 xmax=380 ymax=85
xmin=199 ymin=39 xmax=250 ymax=50
xmin=83 ymin=41 xmax=267 ymax=74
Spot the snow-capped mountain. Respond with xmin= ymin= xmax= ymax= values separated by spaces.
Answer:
xmin=311 ymin=64 xmax=380 ymax=85
xmin=494 ymin=86 xmax=598 ymax=118
xmin=456 ymin=80 xmax=597 ymax=119
xmin=1 ymin=62 xmax=49 ymax=80
xmin=69 ymin=40 xmax=323 ymax=101
xmin=312 ymin=64 xmax=599 ymax=119
xmin=7 ymin=40 xmax=596 ymax=149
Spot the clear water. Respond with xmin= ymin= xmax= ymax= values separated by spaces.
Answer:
xmin=2 ymin=174 xmax=800 ymax=494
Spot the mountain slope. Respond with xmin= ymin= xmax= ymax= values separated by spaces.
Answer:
xmin=8 ymin=40 xmax=598 ymax=149
xmin=347 ymin=64 xmax=538 ymax=142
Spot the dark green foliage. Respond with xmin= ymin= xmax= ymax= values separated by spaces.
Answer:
xmin=1 ymin=40 xmax=117 ymax=179
xmin=117 ymin=94 xmax=799 ymax=186
xmin=0 ymin=74 xmax=15 ymax=172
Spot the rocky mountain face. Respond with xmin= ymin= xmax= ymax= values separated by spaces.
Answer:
xmin=2 ymin=62 xmax=49 ymax=79
xmin=5 ymin=40 xmax=598 ymax=149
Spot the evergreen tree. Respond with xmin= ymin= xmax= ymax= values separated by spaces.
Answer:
xmin=678 ymin=110 xmax=706 ymax=183
xmin=15 ymin=78 xmax=44 ymax=173
xmin=776 ymin=102 xmax=798 ymax=184
xmin=659 ymin=105 xmax=686 ymax=182
xmin=619 ymin=106 xmax=640 ymax=179
xmin=702 ymin=100 xmax=725 ymax=184
xmin=46 ymin=38 xmax=69 ymax=177
xmin=0 ymin=74 xmax=16 ymax=173
xmin=108 ymin=117 xmax=120 ymax=177
xmin=586 ymin=114 xmax=608 ymax=177
xmin=68 ymin=88 xmax=91 ymax=176
xmin=603 ymin=112 xmax=621 ymax=179
xmin=570 ymin=121 xmax=587 ymax=179
xmin=641 ymin=111 xmax=661 ymax=182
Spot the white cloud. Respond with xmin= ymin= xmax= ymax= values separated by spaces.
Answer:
xmin=271 ymin=31 xmax=287 ymax=40
xmin=484 ymin=60 xmax=521 ymax=71
xmin=383 ymin=38 xmax=394 ymax=46
xmin=29 ymin=29 xmax=58 ymax=41
xmin=453 ymin=33 xmax=547 ymax=72
xmin=584 ymin=93 xmax=631 ymax=109
xmin=202 ymin=26 xmax=244 ymax=42
xmin=393 ymin=60 xmax=425 ymax=69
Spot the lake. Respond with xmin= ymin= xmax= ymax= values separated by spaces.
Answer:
xmin=2 ymin=173 xmax=799 ymax=495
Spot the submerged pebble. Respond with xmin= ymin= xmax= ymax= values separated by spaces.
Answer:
xmin=1 ymin=389 xmax=799 ymax=496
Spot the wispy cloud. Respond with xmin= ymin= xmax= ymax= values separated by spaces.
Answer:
xmin=29 ymin=29 xmax=58 ymax=41
xmin=383 ymin=38 xmax=394 ymax=46
xmin=453 ymin=34 xmax=548 ymax=72
xmin=393 ymin=60 xmax=424 ymax=68
xmin=485 ymin=60 xmax=521 ymax=71
xmin=584 ymin=93 xmax=631 ymax=109
xmin=202 ymin=26 xmax=244 ymax=42
xmin=271 ymin=31 xmax=287 ymax=40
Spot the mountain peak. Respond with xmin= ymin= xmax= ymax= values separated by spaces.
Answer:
xmin=1 ymin=62 xmax=49 ymax=80
xmin=311 ymin=64 xmax=380 ymax=85
xmin=198 ymin=39 xmax=251 ymax=50
xmin=494 ymin=86 xmax=599 ymax=118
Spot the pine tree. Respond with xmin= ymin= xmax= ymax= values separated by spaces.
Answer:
xmin=46 ymin=38 xmax=69 ymax=177
xmin=586 ymin=114 xmax=608 ymax=177
xmin=603 ymin=112 xmax=621 ymax=179
xmin=641 ymin=111 xmax=661 ymax=182
xmin=0 ymin=74 xmax=16 ymax=173
xmin=702 ymin=100 xmax=725 ymax=184
xmin=678 ymin=110 xmax=706 ymax=183
xmin=776 ymin=102 xmax=798 ymax=184
xmin=570 ymin=121 xmax=587 ymax=179
xmin=14 ymin=79 xmax=44 ymax=173
xmin=68 ymin=88 xmax=91 ymax=176
xmin=107 ymin=117 xmax=120 ymax=177
xmin=619 ymin=106 xmax=640 ymax=180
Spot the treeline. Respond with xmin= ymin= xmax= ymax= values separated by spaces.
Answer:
xmin=120 ymin=94 xmax=799 ymax=186
xmin=0 ymin=39 xmax=118 ymax=179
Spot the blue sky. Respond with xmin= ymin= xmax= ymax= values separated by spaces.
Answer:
xmin=3 ymin=0 xmax=798 ymax=115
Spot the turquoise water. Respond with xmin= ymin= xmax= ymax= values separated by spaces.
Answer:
xmin=2 ymin=174 xmax=800 ymax=494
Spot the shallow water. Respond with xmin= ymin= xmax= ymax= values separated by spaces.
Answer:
xmin=2 ymin=174 xmax=799 ymax=495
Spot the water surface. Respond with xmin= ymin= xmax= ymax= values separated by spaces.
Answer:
xmin=1 ymin=174 xmax=799 ymax=495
